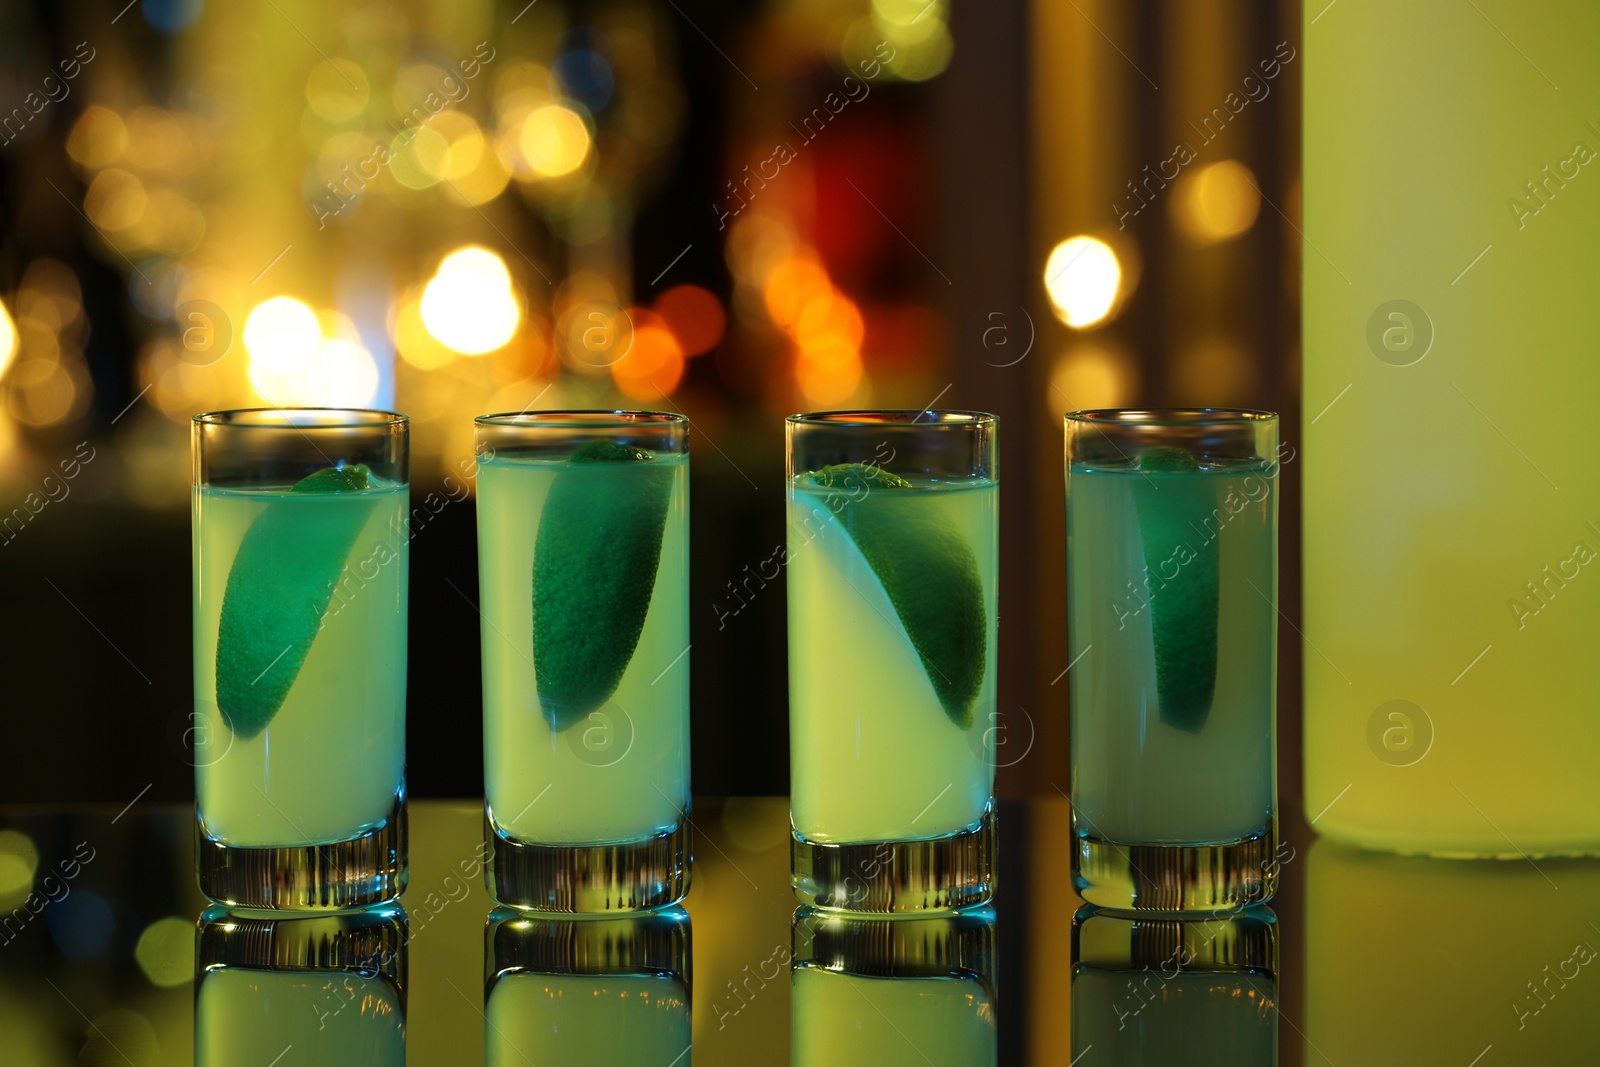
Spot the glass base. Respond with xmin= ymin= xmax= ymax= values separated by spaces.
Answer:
xmin=485 ymin=809 xmax=691 ymax=913
xmin=1073 ymin=819 xmax=1277 ymax=914
xmin=791 ymin=803 xmax=996 ymax=913
xmin=195 ymin=789 xmax=407 ymax=911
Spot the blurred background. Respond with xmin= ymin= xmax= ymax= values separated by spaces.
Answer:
xmin=0 ymin=0 xmax=1302 ymax=809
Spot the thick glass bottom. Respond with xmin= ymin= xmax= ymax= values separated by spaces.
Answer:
xmin=196 ymin=789 xmax=407 ymax=910
xmin=1074 ymin=819 xmax=1277 ymax=914
xmin=485 ymin=809 xmax=691 ymax=913
xmin=791 ymin=803 xmax=996 ymax=913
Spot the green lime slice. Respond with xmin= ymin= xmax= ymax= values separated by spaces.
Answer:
xmin=1134 ymin=446 xmax=1218 ymax=733
xmin=804 ymin=463 xmax=986 ymax=730
xmin=532 ymin=440 xmax=674 ymax=732
xmin=215 ymin=464 xmax=379 ymax=740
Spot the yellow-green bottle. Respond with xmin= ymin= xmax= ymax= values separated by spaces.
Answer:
xmin=1303 ymin=0 xmax=1600 ymax=854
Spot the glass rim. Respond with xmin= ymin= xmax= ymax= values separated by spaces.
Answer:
xmin=1064 ymin=407 xmax=1277 ymax=427
xmin=192 ymin=407 xmax=407 ymax=429
xmin=475 ymin=409 xmax=688 ymax=428
xmin=786 ymin=409 xmax=997 ymax=428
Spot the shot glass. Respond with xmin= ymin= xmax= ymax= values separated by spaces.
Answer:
xmin=1071 ymin=904 xmax=1277 ymax=1062
xmin=786 ymin=410 xmax=998 ymax=912
xmin=195 ymin=903 xmax=407 ymax=1066
xmin=475 ymin=411 xmax=691 ymax=911
xmin=1065 ymin=408 xmax=1279 ymax=912
xmin=484 ymin=905 xmax=691 ymax=1065
xmin=791 ymin=906 xmax=998 ymax=1066
xmin=192 ymin=408 xmax=409 ymax=909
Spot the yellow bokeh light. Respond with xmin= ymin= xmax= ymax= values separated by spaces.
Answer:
xmin=392 ymin=293 xmax=458 ymax=370
xmin=0 ymin=298 xmax=17 ymax=378
xmin=441 ymin=144 xmax=511 ymax=207
xmin=1044 ymin=236 xmax=1122 ymax=328
xmin=1048 ymin=343 xmax=1136 ymax=412
xmin=66 ymin=106 xmax=128 ymax=169
xmin=291 ymin=337 xmax=381 ymax=408
xmin=419 ymin=111 xmax=485 ymax=181
xmin=84 ymin=169 xmax=147 ymax=231
xmin=520 ymin=105 xmax=591 ymax=178
xmin=797 ymin=356 xmax=864 ymax=405
xmin=134 ymin=916 xmax=194 ymax=988
xmin=305 ymin=59 xmax=371 ymax=124
xmin=0 ymin=829 xmax=39 ymax=902
xmin=6 ymin=359 xmax=81 ymax=426
xmin=421 ymin=247 xmax=519 ymax=355
xmin=389 ymin=126 xmax=450 ymax=190
xmin=1175 ymin=160 xmax=1261 ymax=244
xmin=243 ymin=297 xmax=320 ymax=372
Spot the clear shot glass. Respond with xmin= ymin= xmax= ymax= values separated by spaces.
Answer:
xmin=475 ymin=411 xmax=691 ymax=911
xmin=192 ymin=408 xmax=409 ymax=909
xmin=786 ymin=410 xmax=999 ymax=912
xmin=1065 ymin=408 xmax=1280 ymax=912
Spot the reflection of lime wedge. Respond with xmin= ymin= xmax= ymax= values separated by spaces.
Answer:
xmin=216 ymin=464 xmax=378 ymax=740
xmin=1134 ymin=447 xmax=1218 ymax=733
xmin=533 ymin=441 xmax=673 ymax=732
xmin=805 ymin=463 xmax=985 ymax=730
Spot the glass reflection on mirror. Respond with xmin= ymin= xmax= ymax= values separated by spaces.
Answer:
xmin=1071 ymin=904 xmax=1276 ymax=1065
xmin=1307 ymin=840 xmax=1600 ymax=1063
xmin=790 ymin=905 xmax=998 ymax=1066
xmin=194 ymin=902 xmax=406 ymax=1066
xmin=483 ymin=904 xmax=691 ymax=1066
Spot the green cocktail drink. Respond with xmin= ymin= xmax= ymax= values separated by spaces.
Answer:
xmin=786 ymin=411 xmax=998 ymax=913
xmin=485 ymin=973 xmax=690 ymax=1066
xmin=1066 ymin=409 xmax=1279 ymax=913
xmin=192 ymin=409 xmax=409 ymax=910
xmin=476 ymin=412 xmax=690 ymax=912
xmin=484 ymin=905 xmax=691 ymax=1066
xmin=196 ymin=967 xmax=406 ymax=1066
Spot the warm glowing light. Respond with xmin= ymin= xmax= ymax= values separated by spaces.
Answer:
xmin=243 ymin=297 xmax=320 ymax=371
xmin=6 ymin=359 xmax=81 ymax=426
xmin=797 ymin=356 xmax=864 ymax=405
xmin=795 ymin=291 xmax=865 ymax=351
xmin=611 ymin=319 xmax=685 ymax=399
xmin=520 ymin=105 xmax=591 ymax=178
xmin=1048 ymin=343 xmax=1136 ymax=411
xmin=0 ymin=829 xmax=38 ymax=902
xmin=1044 ymin=236 xmax=1121 ymax=328
xmin=418 ymin=111 xmax=486 ymax=181
xmin=66 ymin=106 xmax=128 ymax=168
xmin=292 ymin=337 xmax=381 ymax=407
xmin=134 ymin=917 xmax=194 ymax=988
xmin=392 ymin=294 xmax=457 ymax=369
xmin=305 ymin=59 xmax=371 ymax=124
xmin=763 ymin=255 xmax=832 ymax=330
xmin=421 ymin=247 xmax=519 ymax=354
xmin=0 ymin=299 xmax=16 ymax=378
xmin=1176 ymin=160 xmax=1261 ymax=243
xmin=84 ymin=169 xmax=147 ymax=231
xmin=652 ymin=285 xmax=726 ymax=356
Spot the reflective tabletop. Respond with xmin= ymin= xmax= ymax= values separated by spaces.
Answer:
xmin=2 ymin=798 xmax=1597 ymax=1065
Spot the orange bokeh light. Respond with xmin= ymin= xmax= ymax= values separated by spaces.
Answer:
xmin=763 ymin=255 xmax=831 ymax=331
xmin=652 ymin=284 xmax=726 ymax=357
xmin=611 ymin=315 xmax=685 ymax=400
xmin=796 ymin=354 xmax=863 ymax=405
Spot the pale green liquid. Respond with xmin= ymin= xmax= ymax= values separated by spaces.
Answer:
xmin=195 ymin=967 xmax=405 ymax=1066
xmin=791 ymin=967 xmax=996 ymax=1066
xmin=194 ymin=485 xmax=407 ymax=847
xmin=1071 ymin=968 xmax=1275 ymax=1065
xmin=484 ymin=972 xmax=690 ymax=1066
xmin=1068 ymin=461 xmax=1275 ymax=845
xmin=477 ymin=455 xmax=690 ymax=844
xmin=787 ymin=477 xmax=997 ymax=843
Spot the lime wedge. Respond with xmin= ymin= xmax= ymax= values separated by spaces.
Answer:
xmin=532 ymin=441 xmax=674 ymax=732
xmin=215 ymin=464 xmax=379 ymax=740
xmin=1133 ymin=447 xmax=1218 ymax=733
xmin=804 ymin=463 xmax=986 ymax=730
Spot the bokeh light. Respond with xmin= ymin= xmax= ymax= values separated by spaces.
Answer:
xmin=0 ymin=298 xmax=16 ymax=378
xmin=1048 ymin=342 xmax=1137 ymax=411
xmin=84 ymin=169 xmax=147 ymax=232
xmin=520 ymin=104 xmax=591 ymax=178
xmin=652 ymin=285 xmax=725 ymax=356
xmin=0 ymin=829 xmax=38 ymax=904
xmin=305 ymin=59 xmax=371 ymax=124
xmin=243 ymin=296 xmax=320 ymax=372
xmin=611 ymin=315 xmax=685 ymax=399
xmin=134 ymin=916 xmax=196 ymax=988
xmin=1044 ymin=236 xmax=1121 ymax=328
xmin=420 ymin=247 xmax=520 ymax=355
xmin=66 ymin=106 xmax=128 ymax=168
xmin=1175 ymin=160 xmax=1261 ymax=244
